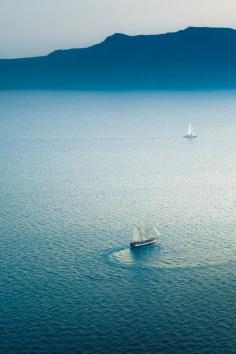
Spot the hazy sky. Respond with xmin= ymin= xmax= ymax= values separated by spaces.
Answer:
xmin=1 ymin=0 xmax=236 ymax=58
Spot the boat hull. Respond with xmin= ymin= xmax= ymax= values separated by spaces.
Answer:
xmin=184 ymin=134 xmax=197 ymax=139
xmin=130 ymin=238 xmax=157 ymax=249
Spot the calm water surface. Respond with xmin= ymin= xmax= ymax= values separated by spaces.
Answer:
xmin=1 ymin=91 xmax=236 ymax=353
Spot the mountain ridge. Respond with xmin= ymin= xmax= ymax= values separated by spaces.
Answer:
xmin=1 ymin=27 xmax=236 ymax=89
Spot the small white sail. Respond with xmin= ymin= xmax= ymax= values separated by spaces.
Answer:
xmin=139 ymin=225 xmax=145 ymax=241
xmin=132 ymin=226 xmax=141 ymax=242
xmin=184 ymin=122 xmax=197 ymax=138
xmin=153 ymin=226 xmax=160 ymax=236
xmin=188 ymin=122 xmax=192 ymax=135
xmin=133 ymin=224 xmax=160 ymax=240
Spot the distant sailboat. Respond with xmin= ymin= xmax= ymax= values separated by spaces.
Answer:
xmin=130 ymin=224 xmax=159 ymax=249
xmin=184 ymin=122 xmax=197 ymax=139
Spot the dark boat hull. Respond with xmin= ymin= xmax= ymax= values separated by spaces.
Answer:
xmin=130 ymin=238 xmax=157 ymax=249
xmin=184 ymin=134 xmax=197 ymax=139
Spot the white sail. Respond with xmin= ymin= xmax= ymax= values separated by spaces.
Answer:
xmin=185 ymin=122 xmax=197 ymax=138
xmin=153 ymin=226 xmax=160 ymax=236
xmin=133 ymin=224 xmax=159 ymax=241
xmin=132 ymin=226 xmax=142 ymax=242
xmin=139 ymin=225 xmax=145 ymax=241
xmin=188 ymin=122 xmax=192 ymax=135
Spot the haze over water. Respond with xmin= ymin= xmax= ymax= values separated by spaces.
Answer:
xmin=1 ymin=91 xmax=236 ymax=353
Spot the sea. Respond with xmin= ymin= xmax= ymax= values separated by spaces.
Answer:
xmin=0 ymin=90 xmax=236 ymax=353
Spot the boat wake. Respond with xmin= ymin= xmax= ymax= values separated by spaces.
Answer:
xmin=110 ymin=244 xmax=236 ymax=270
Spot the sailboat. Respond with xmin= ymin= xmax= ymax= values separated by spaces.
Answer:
xmin=130 ymin=224 xmax=159 ymax=249
xmin=184 ymin=122 xmax=197 ymax=139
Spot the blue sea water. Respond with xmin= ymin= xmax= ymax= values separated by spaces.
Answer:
xmin=1 ymin=91 xmax=236 ymax=353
